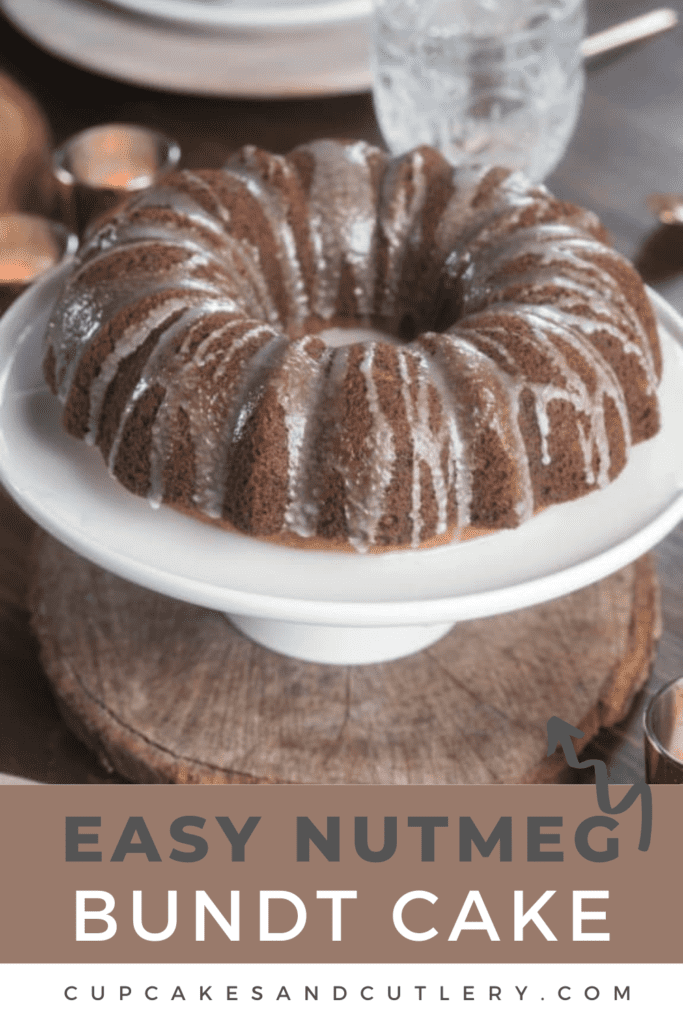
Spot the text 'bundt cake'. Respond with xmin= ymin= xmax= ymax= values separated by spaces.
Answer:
xmin=43 ymin=140 xmax=661 ymax=552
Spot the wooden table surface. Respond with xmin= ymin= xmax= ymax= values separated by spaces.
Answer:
xmin=1 ymin=0 xmax=683 ymax=784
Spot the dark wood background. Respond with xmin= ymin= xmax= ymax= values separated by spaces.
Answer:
xmin=1 ymin=0 xmax=682 ymax=783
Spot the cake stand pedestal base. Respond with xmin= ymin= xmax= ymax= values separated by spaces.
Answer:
xmin=228 ymin=614 xmax=455 ymax=665
xmin=28 ymin=532 xmax=661 ymax=785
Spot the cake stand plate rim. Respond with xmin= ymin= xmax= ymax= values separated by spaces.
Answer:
xmin=0 ymin=264 xmax=681 ymax=629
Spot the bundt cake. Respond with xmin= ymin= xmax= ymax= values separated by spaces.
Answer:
xmin=43 ymin=139 xmax=661 ymax=552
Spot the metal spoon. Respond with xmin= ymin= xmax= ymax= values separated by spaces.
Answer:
xmin=581 ymin=8 xmax=678 ymax=61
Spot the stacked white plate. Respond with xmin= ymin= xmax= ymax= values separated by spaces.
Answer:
xmin=0 ymin=0 xmax=373 ymax=97
xmin=108 ymin=0 xmax=370 ymax=30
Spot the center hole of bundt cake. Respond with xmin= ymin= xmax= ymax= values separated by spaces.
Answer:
xmin=394 ymin=285 xmax=464 ymax=341
xmin=313 ymin=294 xmax=461 ymax=348
xmin=299 ymin=283 xmax=462 ymax=348
xmin=318 ymin=326 xmax=401 ymax=348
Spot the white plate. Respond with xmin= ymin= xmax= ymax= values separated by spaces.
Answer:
xmin=107 ymin=0 xmax=371 ymax=30
xmin=0 ymin=0 xmax=372 ymax=98
xmin=0 ymin=773 xmax=40 ymax=785
xmin=1 ymin=263 xmax=683 ymax=643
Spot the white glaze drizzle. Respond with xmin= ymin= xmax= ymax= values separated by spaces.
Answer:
xmin=397 ymin=348 xmax=450 ymax=546
xmin=301 ymin=140 xmax=381 ymax=321
xmin=223 ymin=148 xmax=311 ymax=329
xmin=276 ymin=337 xmax=331 ymax=538
xmin=377 ymin=149 xmax=429 ymax=317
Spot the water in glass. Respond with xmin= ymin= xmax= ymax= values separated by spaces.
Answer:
xmin=371 ymin=0 xmax=586 ymax=182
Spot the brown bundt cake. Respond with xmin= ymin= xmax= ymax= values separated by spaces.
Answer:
xmin=43 ymin=140 xmax=661 ymax=552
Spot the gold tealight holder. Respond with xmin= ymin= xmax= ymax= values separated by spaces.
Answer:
xmin=0 ymin=213 xmax=78 ymax=316
xmin=52 ymin=123 xmax=181 ymax=236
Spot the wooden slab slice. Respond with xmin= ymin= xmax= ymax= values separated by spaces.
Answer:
xmin=28 ymin=532 xmax=661 ymax=785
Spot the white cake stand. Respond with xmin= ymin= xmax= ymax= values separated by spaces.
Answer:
xmin=2 ymin=264 xmax=683 ymax=664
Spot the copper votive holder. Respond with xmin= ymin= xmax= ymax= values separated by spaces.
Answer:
xmin=52 ymin=123 xmax=181 ymax=237
xmin=644 ymin=677 xmax=683 ymax=783
xmin=0 ymin=213 xmax=78 ymax=317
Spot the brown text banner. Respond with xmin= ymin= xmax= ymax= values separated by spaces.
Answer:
xmin=0 ymin=784 xmax=678 ymax=964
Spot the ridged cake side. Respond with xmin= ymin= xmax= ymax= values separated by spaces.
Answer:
xmin=44 ymin=140 xmax=661 ymax=551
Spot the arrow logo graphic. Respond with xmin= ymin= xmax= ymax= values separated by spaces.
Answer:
xmin=546 ymin=716 xmax=652 ymax=852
